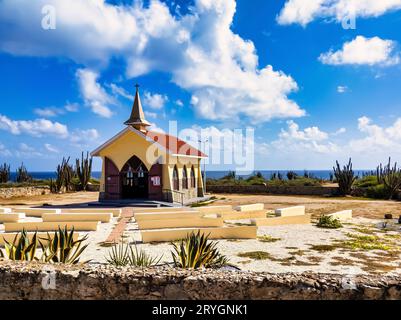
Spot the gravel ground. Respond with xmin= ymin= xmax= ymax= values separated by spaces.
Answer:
xmin=79 ymin=216 xmax=401 ymax=275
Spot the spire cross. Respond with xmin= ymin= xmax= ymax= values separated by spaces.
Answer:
xmin=135 ymin=84 xmax=140 ymax=90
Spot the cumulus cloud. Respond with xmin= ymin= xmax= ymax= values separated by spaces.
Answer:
xmin=0 ymin=114 xmax=69 ymax=138
xmin=144 ymin=92 xmax=168 ymax=110
xmin=272 ymin=120 xmax=339 ymax=154
xmin=0 ymin=0 xmax=304 ymax=123
xmin=277 ymin=0 xmax=401 ymax=26
xmin=349 ymin=116 xmax=401 ymax=152
xmin=44 ymin=143 xmax=59 ymax=153
xmin=76 ymin=68 xmax=114 ymax=118
xmin=70 ymin=128 xmax=100 ymax=147
xmin=319 ymin=36 xmax=400 ymax=66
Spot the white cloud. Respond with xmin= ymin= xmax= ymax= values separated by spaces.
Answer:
xmin=76 ymin=68 xmax=114 ymax=118
xmin=0 ymin=114 xmax=69 ymax=138
xmin=15 ymin=143 xmax=43 ymax=158
xmin=333 ymin=127 xmax=347 ymax=135
xmin=272 ymin=120 xmax=339 ymax=154
xmin=110 ymin=83 xmax=134 ymax=101
xmin=145 ymin=111 xmax=158 ymax=119
xmin=175 ymin=99 xmax=184 ymax=107
xmin=70 ymin=128 xmax=100 ymax=147
xmin=44 ymin=143 xmax=59 ymax=153
xmin=35 ymin=103 xmax=79 ymax=117
xmin=34 ymin=107 xmax=64 ymax=117
xmin=0 ymin=143 xmax=11 ymax=157
xmin=144 ymin=92 xmax=168 ymax=110
xmin=0 ymin=0 xmax=304 ymax=124
xmin=65 ymin=102 xmax=79 ymax=112
xmin=337 ymin=85 xmax=348 ymax=93
xmin=277 ymin=0 xmax=401 ymax=26
xmin=319 ymin=36 xmax=400 ymax=66
xmin=349 ymin=116 xmax=401 ymax=152
xmin=277 ymin=0 xmax=326 ymax=26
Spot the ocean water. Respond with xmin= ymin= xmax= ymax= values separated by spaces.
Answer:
xmin=7 ymin=170 xmax=373 ymax=181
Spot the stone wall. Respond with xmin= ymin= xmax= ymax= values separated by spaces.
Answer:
xmin=0 ymin=186 xmax=50 ymax=199
xmin=0 ymin=261 xmax=401 ymax=300
xmin=207 ymin=185 xmax=340 ymax=196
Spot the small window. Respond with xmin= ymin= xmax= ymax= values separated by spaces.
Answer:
xmin=173 ymin=166 xmax=179 ymax=190
xmin=182 ymin=166 xmax=188 ymax=189
xmin=190 ymin=166 xmax=196 ymax=188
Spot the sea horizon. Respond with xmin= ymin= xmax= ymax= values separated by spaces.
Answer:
xmin=7 ymin=169 xmax=377 ymax=181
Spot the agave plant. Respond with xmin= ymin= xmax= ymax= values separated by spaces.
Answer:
xmin=3 ymin=229 xmax=39 ymax=261
xmin=40 ymin=227 xmax=89 ymax=264
xmin=171 ymin=231 xmax=229 ymax=269
xmin=106 ymin=241 xmax=130 ymax=267
xmin=106 ymin=240 xmax=162 ymax=267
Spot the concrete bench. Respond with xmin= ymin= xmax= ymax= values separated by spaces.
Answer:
xmin=221 ymin=210 xmax=267 ymax=220
xmin=12 ymin=208 xmax=61 ymax=217
xmin=4 ymin=221 xmax=100 ymax=232
xmin=0 ymin=208 xmax=12 ymax=213
xmin=0 ymin=232 xmax=80 ymax=246
xmin=251 ymin=214 xmax=311 ymax=226
xmin=133 ymin=207 xmax=189 ymax=213
xmin=327 ymin=210 xmax=353 ymax=221
xmin=42 ymin=213 xmax=112 ymax=223
xmin=275 ymin=206 xmax=305 ymax=217
xmin=134 ymin=211 xmax=204 ymax=221
xmin=141 ymin=226 xmax=257 ymax=243
xmin=137 ymin=217 xmax=224 ymax=230
xmin=61 ymin=208 xmax=121 ymax=217
xmin=234 ymin=203 xmax=264 ymax=212
xmin=195 ymin=205 xmax=233 ymax=214
xmin=0 ymin=213 xmax=25 ymax=223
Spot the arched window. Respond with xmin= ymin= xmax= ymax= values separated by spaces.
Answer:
xmin=190 ymin=166 xmax=196 ymax=188
xmin=182 ymin=166 xmax=188 ymax=189
xmin=172 ymin=166 xmax=179 ymax=190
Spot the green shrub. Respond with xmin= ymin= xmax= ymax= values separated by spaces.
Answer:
xmin=171 ymin=231 xmax=228 ymax=269
xmin=316 ymin=215 xmax=343 ymax=229
xmin=355 ymin=175 xmax=380 ymax=188
xmin=366 ymin=184 xmax=389 ymax=199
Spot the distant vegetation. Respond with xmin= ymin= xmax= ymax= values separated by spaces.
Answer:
xmin=207 ymin=158 xmax=401 ymax=201
xmin=206 ymin=170 xmax=324 ymax=187
xmin=0 ymin=151 xmax=98 ymax=193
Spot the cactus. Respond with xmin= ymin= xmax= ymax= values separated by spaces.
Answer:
xmin=377 ymin=158 xmax=401 ymax=199
xmin=0 ymin=163 xmax=10 ymax=183
xmin=76 ymin=152 xmax=93 ymax=191
xmin=50 ymin=157 xmax=75 ymax=193
xmin=15 ymin=163 xmax=32 ymax=183
xmin=333 ymin=158 xmax=356 ymax=195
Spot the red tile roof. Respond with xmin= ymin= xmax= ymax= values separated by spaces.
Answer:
xmin=146 ymin=131 xmax=207 ymax=158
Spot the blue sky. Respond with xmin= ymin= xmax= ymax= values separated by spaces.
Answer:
xmin=1 ymin=0 xmax=401 ymax=172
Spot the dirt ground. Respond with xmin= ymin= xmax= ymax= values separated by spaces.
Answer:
xmin=211 ymin=194 xmax=401 ymax=220
xmin=1 ymin=192 xmax=400 ymax=220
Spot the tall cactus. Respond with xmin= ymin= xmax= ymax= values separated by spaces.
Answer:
xmin=333 ymin=158 xmax=356 ymax=195
xmin=0 ymin=163 xmax=10 ymax=183
xmin=50 ymin=157 xmax=76 ymax=194
xmin=15 ymin=163 xmax=32 ymax=183
xmin=76 ymin=152 xmax=93 ymax=191
xmin=379 ymin=158 xmax=401 ymax=199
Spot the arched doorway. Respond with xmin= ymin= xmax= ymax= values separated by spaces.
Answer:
xmin=120 ymin=155 xmax=149 ymax=199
